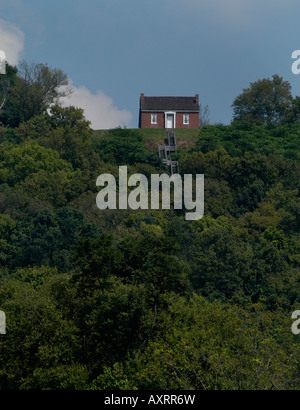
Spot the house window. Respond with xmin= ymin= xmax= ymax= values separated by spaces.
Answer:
xmin=183 ymin=114 xmax=189 ymax=125
xmin=151 ymin=113 xmax=157 ymax=124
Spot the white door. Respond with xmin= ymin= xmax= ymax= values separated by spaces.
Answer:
xmin=166 ymin=113 xmax=174 ymax=128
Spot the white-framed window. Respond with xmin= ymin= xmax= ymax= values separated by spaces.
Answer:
xmin=183 ymin=114 xmax=189 ymax=125
xmin=151 ymin=113 xmax=157 ymax=124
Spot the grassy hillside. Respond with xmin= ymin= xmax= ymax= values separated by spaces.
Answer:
xmin=93 ymin=123 xmax=300 ymax=161
xmin=93 ymin=128 xmax=199 ymax=152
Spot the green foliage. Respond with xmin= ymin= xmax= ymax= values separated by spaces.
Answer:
xmin=91 ymin=363 xmax=136 ymax=390
xmin=92 ymin=127 xmax=162 ymax=166
xmin=116 ymin=224 xmax=191 ymax=299
xmin=0 ymin=68 xmax=299 ymax=390
xmin=73 ymin=234 xmax=122 ymax=292
xmin=130 ymin=293 xmax=300 ymax=390
xmin=0 ymin=275 xmax=82 ymax=390
xmin=0 ymin=142 xmax=73 ymax=185
xmin=197 ymin=123 xmax=300 ymax=161
xmin=232 ymin=74 xmax=294 ymax=125
xmin=0 ymin=207 xmax=100 ymax=273
xmin=0 ymin=61 xmax=69 ymax=127
xmin=76 ymin=278 xmax=151 ymax=372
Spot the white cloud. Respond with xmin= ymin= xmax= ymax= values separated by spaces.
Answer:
xmin=0 ymin=18 xmax=25 ymax=65
xmin=59 ymin=82 xmax=133 ymax=130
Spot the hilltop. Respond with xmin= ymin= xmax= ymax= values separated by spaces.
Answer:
xmin=93 ymin=128 xmax=199 ymax=153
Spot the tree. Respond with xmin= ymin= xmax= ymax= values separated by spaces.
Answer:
xmin=117 ymin=224 xmax=191 ymax=300
xmin=48 ymin=104 xmax=91 ymax=132
xmin=0 ymin=274 xmax=85 ymax=390
xmin=93 ymin=128 xmax=162 ymax=167
xmin=232 ymin=75 xmax=294 ymax=125
xmin=0 ymin=61 xmax=71 ymax=127
xmin=199 ymin=104 xmax=210 ymax=128
xmin=131 ymin=293 xmax=300 ymax=390
xmin=73 ymin=234 xmax=122 ymax=293
xmin=285 ymin=96 xmax=300 ymax=123
xmin=0 ymin=141 xmax=73 ymax=185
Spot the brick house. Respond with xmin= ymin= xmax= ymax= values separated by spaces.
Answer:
xmin=139 ymin=93 xmax=200 ymax=129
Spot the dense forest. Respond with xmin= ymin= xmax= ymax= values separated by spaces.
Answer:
xmin=0 ymin=64 xmax=299 ymax=390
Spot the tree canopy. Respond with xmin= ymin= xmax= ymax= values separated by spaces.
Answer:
xmin=0 ymin=66 xmax=299 ymax=390
xmin=0 ymin=61 xmax=70 ymax=127
xmin=232 ymin=74 xmax=296 ymax=125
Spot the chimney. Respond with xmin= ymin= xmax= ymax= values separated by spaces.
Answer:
xmin=140 ymin=93 xmax=145 ymax=104
xmin=195 ymin=94 xmax=199 ymax=104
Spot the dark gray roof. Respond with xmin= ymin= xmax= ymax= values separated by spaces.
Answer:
xmin=140 ymin=96 xmax=199 ymax=112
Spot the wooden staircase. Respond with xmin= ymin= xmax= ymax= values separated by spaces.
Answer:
xmin=158 ymin=129 xmax=179 ymax=174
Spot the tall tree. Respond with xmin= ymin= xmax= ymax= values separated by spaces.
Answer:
xmin=0 ymin=61 xmax=71 ymax=127
xmin=232 ymin=74 xmax=293 ymax=125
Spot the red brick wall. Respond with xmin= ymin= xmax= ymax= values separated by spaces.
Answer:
xmin=140 ymin=112 xmax=164 ymax=128
xmin=140 ymin=112 xmax=199 ymax=129
xmin=175 ymin=112 xmax=199 ymax=129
